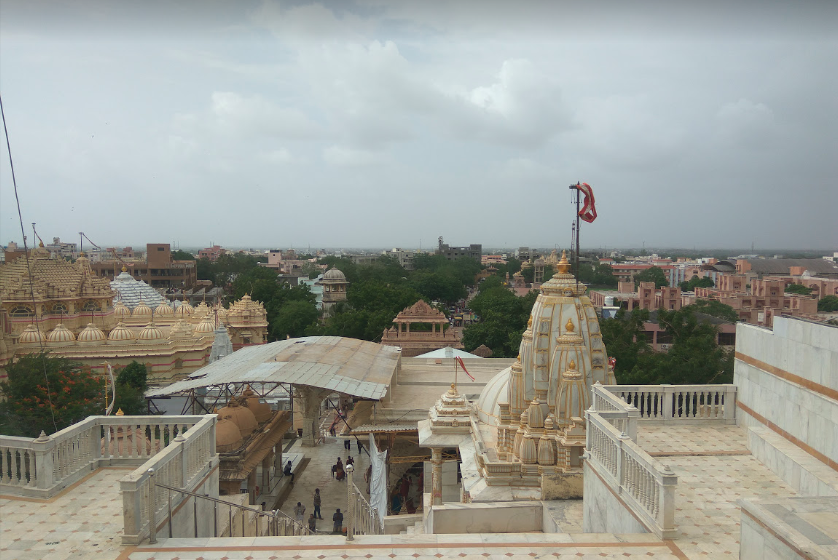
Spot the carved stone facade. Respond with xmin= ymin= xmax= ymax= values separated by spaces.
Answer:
xmin=381 ymin=300 xmax=463 ymax=357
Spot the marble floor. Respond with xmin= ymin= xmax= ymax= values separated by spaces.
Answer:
xmin=0 ymin=422 xmax=816 ymax=560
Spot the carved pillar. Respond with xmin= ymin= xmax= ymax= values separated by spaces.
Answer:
xmin=431 ymin=448 xmax=443 ymax=506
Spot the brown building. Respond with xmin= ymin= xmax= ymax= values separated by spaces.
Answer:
xmin=91 ymin=243 xmax=197 ymax=290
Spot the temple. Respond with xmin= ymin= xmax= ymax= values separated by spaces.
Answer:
xmin=380 ymin=299 xmax=463 ymax=357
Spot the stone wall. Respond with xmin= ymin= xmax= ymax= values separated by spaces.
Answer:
xmin=582 ymin=462 xmax=649 ymax=535
xmin=734 ymin=318 xmax=838 ymax=469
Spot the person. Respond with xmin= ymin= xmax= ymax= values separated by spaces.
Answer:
xmin=294 ymin=501 xmax=306 ymax=524
xmin=356 ymin=439 xmax=363 ymax=454
xmin=284 ymin=460 xmax=294 ymax=483
xmin=313 ymin=488 xmax=322 ymax=519
xmin=333 ymin=508 xmax=344 ymax=534
xmin=308 ymin=513 xmax=316 ymax=532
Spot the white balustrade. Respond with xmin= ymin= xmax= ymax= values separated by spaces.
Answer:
xmin=120 ymin=414 xmax=217 ymax=545
xmin=585 ymin=410 xmax=678 ymax=539
xmin=601 ymin=384 xmax=736 ymax=423
xmin=0 ymin=415 xmax=208 ymax=499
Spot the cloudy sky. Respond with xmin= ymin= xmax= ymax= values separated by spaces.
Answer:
xmin=1 ymin=1 xmax=836 ymax=251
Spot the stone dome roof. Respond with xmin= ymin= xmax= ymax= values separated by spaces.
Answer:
xmin=155 ymin=301 xmax=173 ymax=316
xmin=47 ymin=323 xmax=75 ymax=344
xmin=216 ymin=399 xmax=258 ymax=439
xmin=77 ymin=323 xmax=107 ymax=343
xmin=195 ymin=314 xmax=215 ymax=335
xmin=113 ymin=300 xmax=131 ymax=320
xmin=18 ymin=324 xmax=46 ymax=345
xmin=138 ymin=322 xmax=164 ymax=341
xmin=322 ymin=268 xmax=347 ymax=281
xmin=108 ymin=322 xmax=136 ymax=343
xmin=475 ymin=366 xmax=511 ymax=427
xmin=132 ymin=299 xmax=152 ymax=317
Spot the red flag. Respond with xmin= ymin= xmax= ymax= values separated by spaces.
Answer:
xmin=573 ymin=182 xmax=597 ymax=223
xmin=456 ymin=356 xmax=475 ymax=381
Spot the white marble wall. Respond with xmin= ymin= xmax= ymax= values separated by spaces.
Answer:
xmin=735 ymin=319 xmax=838 ymax=466
xmin=582 ymin=462 xmax=648 ymax=535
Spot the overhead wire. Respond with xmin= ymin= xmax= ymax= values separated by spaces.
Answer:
xmin=0 ymin=92 xmax=58 ymax=433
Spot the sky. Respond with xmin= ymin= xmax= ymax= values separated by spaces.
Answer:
xmin=1 ymin=0 xmax=836 ymax=251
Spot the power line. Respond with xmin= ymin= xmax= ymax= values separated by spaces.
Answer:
xmin=1 ymin=93 xmax=58 ymax=433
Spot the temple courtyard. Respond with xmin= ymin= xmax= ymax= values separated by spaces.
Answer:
xmin=3 ymin=421 xmax=825 ymax=560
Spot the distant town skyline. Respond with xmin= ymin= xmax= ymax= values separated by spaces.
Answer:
xmin=1 ymin=1 xmax=836 ymax=250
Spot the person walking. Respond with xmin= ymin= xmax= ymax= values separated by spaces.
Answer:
xmin=333 ymin=508 xmax=344 ymax=534
xmin=294 ymin=502 xmax=306 ymax=524
xmin=308 ymin=513 xmax=316 ymax=532
xmin=313 ymin=488 xmax=322 ymax=519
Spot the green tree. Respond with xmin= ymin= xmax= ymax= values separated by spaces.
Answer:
xmin=634 ymin=266 xmax=669 ymax=288
xmin=0 ymin=353 xmax=104 ymax=437
xmin=818 ymin=295 xmax=838 ymax=312
xmin=785 ymin=284 xmax=813 ymax=296
xmin=171 ymin=250 xmax=195 ymax=261
xmin=113 ymin=361 xmax=148 ymax=416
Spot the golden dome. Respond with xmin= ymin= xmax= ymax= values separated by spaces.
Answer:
xmin=155 ymin=301 xmax=173 ymax=316
xmin=77 ymin=322 xmax=107 ymax=343
xmin=18 ymin=324 xmax=45 ymax=345
xmin=47 ymin=323 xmax=76 ymax=344
xmin=138 ymin=322 xmax=164 ymax=341
xmin=108 ymin=322 xmax=136 ymax=343
xmin=216 ymin=399 xmax=258 ymax=439
xmin=195 ymin=314 xmax=215 ymax=335
xmin=113 ymin=300 xmax=131 ymax=320
xmin=215 ymin=414 xmax=244 ymax=452
xmin=132 ymin=299 xmax=152 ymax=317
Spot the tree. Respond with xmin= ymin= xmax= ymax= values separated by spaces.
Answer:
xmin=113 ymin=361 xmax=148 ymax=416
xmin=785 ymin=284 xmax=813 ymax=296
xmin=680 ymin=276 xmax=715 ymax=291
xmin=634 ymin=266 xmax=668 ymax=288
xmin=171 ymin=250 xmax=195 ymax=261
xmin=818 ymin=295 xmax=838 ymax=312
xmin=0 ymin=353 xmax=104 ymax=437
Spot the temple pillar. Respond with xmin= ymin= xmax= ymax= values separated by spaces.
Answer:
xmin=297 ymin=386 xmax=331 ymax=447
xmin=431 ymin=448 xmax=443 ymax=506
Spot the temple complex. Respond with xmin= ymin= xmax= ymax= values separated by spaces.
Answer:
xmin=0 ymin=248 xmax=268 ymax=383
xmin=380 ymin=300 xmax=463 ymax=357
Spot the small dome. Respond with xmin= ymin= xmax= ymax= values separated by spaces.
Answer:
xmin=155 ymin=301 xmax=173 ymax=316
xmin=132 ymin=299 xmax=152 ymax=317
xmin=323 ymin=268 xmax=347 ymax=281
xmin=195 ymin=314 xmax=215 ymax=335
xmin=47 ymin=323 xmax=76 ymax=344
xmin=174 ymin=301 xmax=193 ymax=316
xmin=216 ymin=414 xmax=244 ymax=452
xmin=138 ymin=322 xmax=164 ymax=341
xmin=216 ymin=399 xmax=258 ymax=439
xmin=18 ymin=324 xmax=45 ymax=344
xmin=77 ymin=323 xmax=107 ymax=343
xmin=108 ymin=322 xmax=136 ymax=343
xmin=113 ymin=300 xmax=131 ymax=320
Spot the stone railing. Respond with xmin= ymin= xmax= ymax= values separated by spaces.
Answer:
xmin=348 ymin=479 xmax=383 ymax=536
xmin=586 ymin=410 xmax=678 ymax=539
xmin=120 ymin=414 xmax=217 ymax=545
xmin=602 ymin=384 xmax=737 ymax=423
xmin=0 ymin=415 xmax=206 ymax=499
xmin=591 ymin=382 xmax=640 ymax=441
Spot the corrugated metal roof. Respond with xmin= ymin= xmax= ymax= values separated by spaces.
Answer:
xmin=147 ymin=336 xmax=400 ymax=400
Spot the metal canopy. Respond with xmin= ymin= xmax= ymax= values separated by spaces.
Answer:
xmin=147 ymin=336 xmax=401 ymax=400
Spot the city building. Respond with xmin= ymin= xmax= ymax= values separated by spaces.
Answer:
xmin=91 ymin=243 xmax=198 ymax=290
xmin=437 ymin=237 xmax=481 ymax=262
